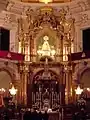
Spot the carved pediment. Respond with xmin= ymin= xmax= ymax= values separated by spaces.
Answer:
xmin=25 ymin=7 xmax=65 ymax=34
xmin=33 ymin=69 xmax=59 ymax=81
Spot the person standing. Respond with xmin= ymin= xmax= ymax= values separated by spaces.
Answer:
xmin=38 ymin=110 xmax=43 ymax=120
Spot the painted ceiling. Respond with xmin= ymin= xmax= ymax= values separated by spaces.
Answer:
xmin=17 ymin=0 xmax=72 ymax=3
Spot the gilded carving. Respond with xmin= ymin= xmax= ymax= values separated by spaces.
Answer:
xmin=80 ymin=13 xmax=88 ymax=23
xmin=78 ymin=1 xmax=87 ymax=11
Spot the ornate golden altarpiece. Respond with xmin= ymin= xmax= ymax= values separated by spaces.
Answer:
xmin=17 ymin=6 xmax=75 ymax=107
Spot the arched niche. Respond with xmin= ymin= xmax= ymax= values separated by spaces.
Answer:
xmin=73 ymin=63 xmax=90 ymax=88
xmin=34 ymin=27 xmax=61 ymax=61
xmin=0 ymin=70 xmax=12 ymax=89
xmin=0 ymin=66 xmax=18 ymax=89
xmin=30 ymin=69 xmax=65 ymax=107
xmin=80 ymin=68 xmax=90 ymax=88
xmin=37 ymin=35 xmax=55 ymax=49
xmin=35 ymin=27 xmax=59 ymax=47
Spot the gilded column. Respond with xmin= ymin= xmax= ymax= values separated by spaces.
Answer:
xmin=72 ymin=63 xmax=76 ymax=102
xmin=68 ymin=66 xmax=73 ymax=103
xmin=65 ymin=68 xmax=69 ymax=104
xmin=59 ymin=65 xmax=65 ymax=105
xmin=20 ymin=63 xmax=25 ymax=104
xmin=27 ymin=65 xmax=33 ymax=107
xmin=65 ymin=65 xmax=72 ymax=104
xmin=19 ymin=63 xmax=29 ymax=105
xmin=23 ymin=72 xmax=27 ymax=105
xmin=60 ymin=35 xmax=63 ymax=62
xmin=23 ymin=64 xmax=29 ymax=105
xmin=16 ymin=63 xmax=22 ymax=104
xmin=18 ymin=18 xmax=25 ymax=54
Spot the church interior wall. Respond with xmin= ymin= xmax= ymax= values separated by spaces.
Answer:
xmin=73 ymin=60 xmax=90 ymax=89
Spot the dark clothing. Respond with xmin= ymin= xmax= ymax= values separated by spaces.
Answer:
xmin=23 ymin=111 xmax=31 ymax=120
xmin=4 ymin=116 xmax=9 ymax=120
xmin=43 ymin=111 xmax=49 ymax=120
xmin=72 ymin=112 xmax=80 ymax=120
xmin=3 ymin=109 xmax=10 ymax=120
xmin=72 ymin=110 xmax=87 ymax=120
xmin=31 ymin=111 xmax=37 ymax=120
xmin=38 ymin=111 xmax=43 ymax=120
xmin=80 ymin=110 xmax=87 ymax=120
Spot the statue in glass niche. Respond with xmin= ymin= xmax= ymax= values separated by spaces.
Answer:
xmin=37 ymin=36 xmax=56 ymax=57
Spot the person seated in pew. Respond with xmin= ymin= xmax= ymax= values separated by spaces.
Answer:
xmin=31 ymin=108 xmax=38 ymax=120
xmin=38 ymin=109 xmax=43 ymax=120
xmin=42 ymin=110 xmax=49 ymax=120
xmin=23 ymin=108 xmax=31 ymax=120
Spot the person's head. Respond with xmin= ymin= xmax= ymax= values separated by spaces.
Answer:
xmin=28 ymin=108 xmax=31 ymax=111
xmin=31 ymin=108 xmax=34 ymax=112
xmin=81 ymin=108 xmax=84 ymax=111
xmin=44 ymin=106 xmax=48 ymax=111
xmin=81 ymin=97 xmax=84 ymax=100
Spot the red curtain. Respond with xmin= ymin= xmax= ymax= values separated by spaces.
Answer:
xmin=0 ymin=51 xmax=24 ymax=61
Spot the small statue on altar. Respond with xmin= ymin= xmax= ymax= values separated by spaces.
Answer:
xmin=42 ymin=68 xmax=51 ymax=80
xmin=45 ymin=88 xmax=48 ymax=93
xmin=43 ymin=90 xmax=51 ymax=112
xmin=43 ymin=88 xmax=49 ymax=98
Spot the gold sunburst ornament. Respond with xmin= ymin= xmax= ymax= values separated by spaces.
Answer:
xmin=39 ymin=0 xmax=52 ymax=4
